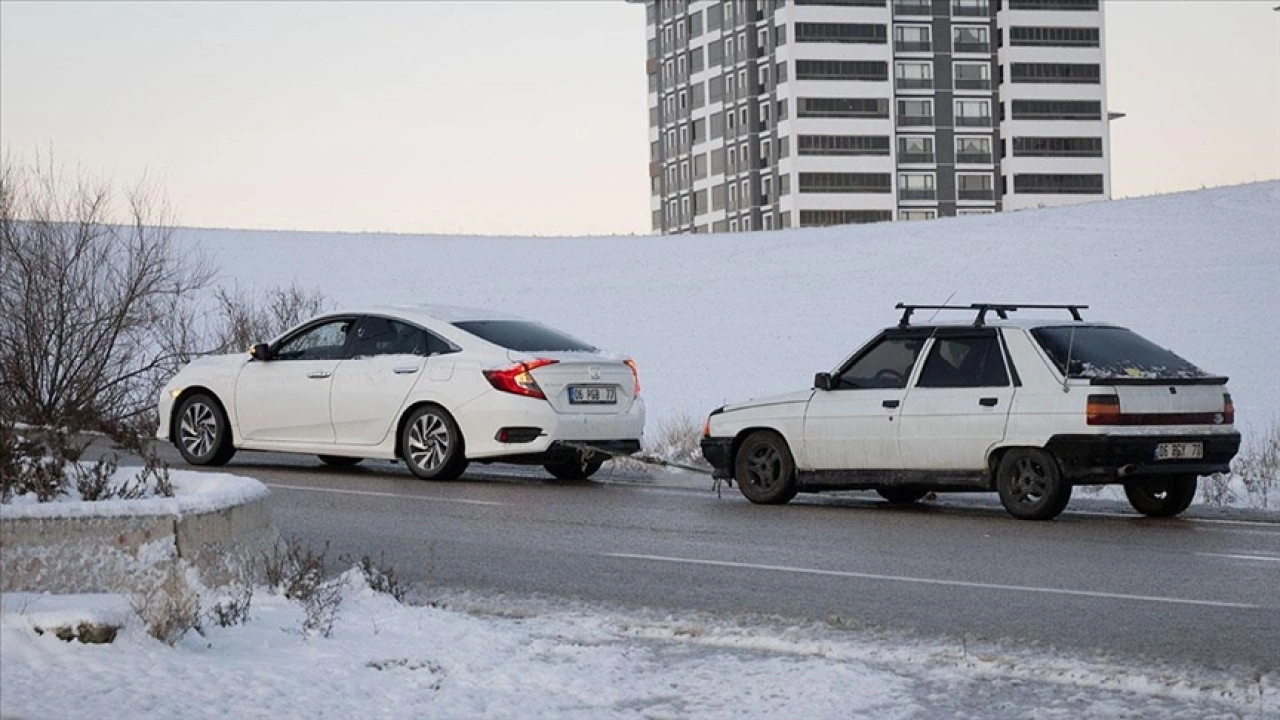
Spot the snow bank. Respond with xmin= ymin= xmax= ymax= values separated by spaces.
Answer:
xmin=0 ymin=469 xmax=267 ymax=520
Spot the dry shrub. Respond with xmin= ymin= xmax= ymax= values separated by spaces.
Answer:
xmin=263 ymin=537 xmax=343 ymax=637
xmin=133 ymin=566 xmax=202 ymax=646
xmin=1203 ymin=423 xmax=1278 ymax=509
xmin=354 ymin=553 xmax=407 ymax=603
xmin=648 ymin=413 xmax=708 ymax=468
xmin=208 ymin=585 xmax=254 ymax=628
xmin=204 ymin=283 xmax=329 ymax=355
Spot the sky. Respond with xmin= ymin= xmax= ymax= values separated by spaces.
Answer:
xmin=1 ymin=0 xmax=1278 ymax=236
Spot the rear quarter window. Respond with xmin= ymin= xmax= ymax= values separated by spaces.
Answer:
xmin=1031 ymin=326 xmax=1208 ymax=380
xmin=453 ymin=320 xmax=597 ymax=352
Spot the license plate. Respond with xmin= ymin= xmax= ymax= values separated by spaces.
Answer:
xmin=568 ymin=385 xmax=616 ymax=405
xmin=1154 ymin=442 xmax=1203 ymax=460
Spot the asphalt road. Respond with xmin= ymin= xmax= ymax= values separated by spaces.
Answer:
xmin=142 ymin=444 xmax=1280 ymax=673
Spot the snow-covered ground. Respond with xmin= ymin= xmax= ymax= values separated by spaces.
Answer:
xmin=3 ymin=574 xmax=1274 ymax=719
xmin=181 ymin=181 xmax=1280 ymax=447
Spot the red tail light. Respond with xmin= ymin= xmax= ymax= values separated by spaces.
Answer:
xmin=1086 ymin=394 xmax=1121 ymax=425
xmin=624 ymin=358 xmax=642 ymax=397
xmin=483 ymin=359 xmax=557 ymax=400
xmin=1223 ymin=393 xmax=1235 ymax=424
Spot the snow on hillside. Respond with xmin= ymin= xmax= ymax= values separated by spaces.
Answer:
xmin=181 ymin=181 xmax=1280 ymax=443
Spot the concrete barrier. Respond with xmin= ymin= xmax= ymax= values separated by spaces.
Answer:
xmin=0 ymin=472 xmax=277 ymax=595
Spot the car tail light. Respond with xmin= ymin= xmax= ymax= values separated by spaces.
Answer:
xmin=1086 ymin=394 xmax=1121 ymax=425
xmin=1223 ymin=393 xmax=1235 ymax=424
xmin=483 ymin=359 xmax=557 ymax=400
xmin=624 ymin=358 xmax=642 ymax=397
xmin=703 ymin=416 xmax=712 ymax=437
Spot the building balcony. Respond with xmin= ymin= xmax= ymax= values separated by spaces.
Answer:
xmin=951 ymin=2 xmax=990 ymax=16
xmin=897 ymin=115 xmax=935 ymax=127
xmin=893 ymin=0 xmax=933 ymax=16
xmin=954 ymin=78 xmax=992 ymax=90
xmin=898 ymin=152 xmax=936 ymax=164
xmin=953 ymin=41 xmax=991 ymax=54
xmin=958 ymin=189 xmax=995 ymax=201
xmin=895 ymin=77 xmax=934 ymax=90
xmin=899 ymin=189 xmax=937 ymax=201
xmin=955 ymin=152 xmax=993 ymax=164
xmin=894 ymin=41 xmax=933 ymax=53
xmin=955 ymin=116 xmax=991 ymax=127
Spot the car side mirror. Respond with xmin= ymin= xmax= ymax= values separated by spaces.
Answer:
xmin=814 ymin=372 xmax=833 ymax=391
xmin=249 ymin=343 xmax=272 ymax=361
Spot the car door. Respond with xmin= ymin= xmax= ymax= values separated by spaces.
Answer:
xmin=329 ymin=316 xmax=452 ymax=446
xmin=897 ymin=329 xmax=1015 ymax=470
xmin=801 ymin=330 xmax=927 ymax=470
xmin=234 ymin=317 xmax=354 ymax=444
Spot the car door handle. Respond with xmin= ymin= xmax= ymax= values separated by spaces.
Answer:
xmin=306 ymin=371 xmax=331 ymax=379
xmin=979 ymin=397 xmax=998 ymax=407
xmin=882 ymin=399 xmax=900 ymax=408
xmin=393 ymin=366 xmax=420 ymax=375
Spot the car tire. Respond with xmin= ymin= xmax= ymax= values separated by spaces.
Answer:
xmin=174 ymin=393 xmax=236 ymax=467
xmin=876 ymin=487 xmax=929 ymax=505
xmin=543 ymin=453 xmax=606 ymax=482
xmin=1123 ymin=475 xmax=1197 ymax=518
xmin=400 ymin=405 xmax=468 ymax=481
xmin=317 ymin=455 xmax=363 ymax=468
xmin=996 ymin=449 xmax=1072 ymax=521
xmin=735 ymin=431 xmax=798 ymax=505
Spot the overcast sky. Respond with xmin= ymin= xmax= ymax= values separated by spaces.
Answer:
xmin=2 ymin=1 xmax=1277 ymax=236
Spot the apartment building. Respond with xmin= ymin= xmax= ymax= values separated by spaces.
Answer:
xmin=635 ymin=0 xmax=1111 ymax=233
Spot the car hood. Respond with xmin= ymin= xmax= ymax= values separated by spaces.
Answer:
xmin=720 ymin=389 xmax=815 ymax=415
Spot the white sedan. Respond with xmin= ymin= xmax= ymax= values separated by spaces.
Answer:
xmin=157 ymin=305 xmax=645 ymax=481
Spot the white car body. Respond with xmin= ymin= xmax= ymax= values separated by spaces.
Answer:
xmin=701 ymin=305 xmax=1239 ymax=520
xmin=158 ymin=305 xmax=645 ymax=475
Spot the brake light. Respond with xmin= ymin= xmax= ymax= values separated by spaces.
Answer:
xmin=1086 ymin=394 xmax=1121 ymax=425
xmin=703 ymin=416 xmax=712 ymax=437
xmin=624 ymin=358 xmax=642 ymax=397
xmin=1223 ymin=393 xmax=1234 ymax=424
xmin=483 ymin=359 xmax=557 ymax=400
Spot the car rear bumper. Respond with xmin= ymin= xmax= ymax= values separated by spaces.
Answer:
xmin=1046 ymin=432 xmax=1241 ymax=481
xmin=700 ymin=437 xmax=734 ymax=479
xmin=459 ymin=394 xmax=646 ymax=460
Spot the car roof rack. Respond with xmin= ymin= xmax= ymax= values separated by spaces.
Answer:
xmin=895 ymin=302 xmax=1088 ymax=328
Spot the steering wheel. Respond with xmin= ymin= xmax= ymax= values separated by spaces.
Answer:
xmin=872 ymin=368 xmax=905 ymax=387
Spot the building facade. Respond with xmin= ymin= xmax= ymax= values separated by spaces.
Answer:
xmin=636 ymin=0 xmax=1111 ymax=233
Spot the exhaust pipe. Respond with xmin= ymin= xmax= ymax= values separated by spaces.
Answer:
xmin=1117 ymin=464 xmax=1139 ymax=478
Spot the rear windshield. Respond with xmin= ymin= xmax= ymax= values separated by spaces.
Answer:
xmin=1031 ymin=326 xmax=1208 ymax=380
xmin=453 ymin=320 xmax=596 ymax=352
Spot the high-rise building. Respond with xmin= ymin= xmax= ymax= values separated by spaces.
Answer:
xmin=634 ymin=0 xmax=1111 ymax=233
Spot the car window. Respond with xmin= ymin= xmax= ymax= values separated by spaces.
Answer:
xmin=453 ymin=320 xmax=596 ymax=352
xmin=274 ymin=319 xmax=353 ymax=361
xmin=350 ymin=317 xmax=454 ymax=358
xmin=1031 ymin=326 xmax=1208 ymax=380
xmin=836 ymin=336 xmax=924 ymax=389
xmin=916 ymin=335 xmax=1009 ymax=388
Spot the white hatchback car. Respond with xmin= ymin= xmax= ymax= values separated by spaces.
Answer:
xmin=158 ymin=305 xmax=645 ymax=481
xmin=701 ymin=303 xmax=1240 ymax=520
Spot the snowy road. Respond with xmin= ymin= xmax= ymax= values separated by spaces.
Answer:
xmin=186 ymin=451 xmax=1280 ymax=674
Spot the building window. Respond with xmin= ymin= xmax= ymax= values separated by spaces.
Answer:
xmin=763 ymin=212 xmax=774 ymax=230
xmin=898 ymin=173 xmax=936 ymax=200
xmin=955 ymin=99 xmax=992 ymax=127
xmin=799 ymin=135 xmax=892 ymax=156
xmin=1007 ymin=0 xmax=1098 ymax=10
xmin=795 ymin=60 xmax=889 ymax=81
xmin=953 ymin=62 xmax=991 ymax=90
xmin=799 ymin=97 xmax=889 ymax=118
xmin=1013 ymin=174 xmax=1105 ymax=194
xmin=952 ymin=26 xmax=990 ymax=53
xmin=727 ymin=146 xmax=737 ymax=172
xmin=799 ymin=209 xmax=892 ymax=227
xmin=897 ymin=98 xmax=934 ymax=127
xmin=957 ymin=208 xmax=994 ymax=215
xmin=955 ymin=136 xmax=992 ymax=164
xmin=762 ymin=176 xmax=772 ymax=201
xmin=957 ymin=173 xmax=994 ymax=200
xmin=728 ymin=183 xmax=738 ymax=209
xmin=899 ymin=209 xmax=937 ymax=221
xmin=798 ymin=172 xmax=893 ymax=193
xmin=761 ymin=139 xmax=771 ymax=164
xmin=1010 ymin=26 xmax=1100 ymax=47
xmin=1010 ymin=62 xmax=1101 ymax=84
xmin=1013 ymin=136 xmax=1103 ymax=157
xmin=1011 ymin=99 xmax=1102 ymax=120
xmin=729 ymin=219 xmax=739 ymax=232
xmin=795 ymin=22 xmax=889 ymax=44
xmin=952 ymin=0 xmax=989 ymax=17
xmin=897 ymin=136 xmax=934 ymax=164
xmin=893 ymin=25 xmax=931 ymax=52
xmin=895 ymin=61 xmax=933 ymax=90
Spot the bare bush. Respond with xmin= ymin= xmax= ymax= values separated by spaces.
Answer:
xmin=355 ymin=553 xmax=407 ymax=603
xmin=204 ymin=283 xmax=329 ymax=355
xmin=1203 ymin=423 xmax=1278 ymax=509
xmin=1 ymin=419 xmax=174 ymax=503
xmin=301 ymin=580 xmax=343 ymax=638
xmin=649 ymin=413 xmax=707 ymax=467
xmin=208 ymin=585 xmax=254 ymax=628
xmin=0 ymin=155 xmax=214 ymax=429
xmin=132 ymin=566 xmax=202 ymax=646
xmin=264 ymin=537 xmax=331 ymax=601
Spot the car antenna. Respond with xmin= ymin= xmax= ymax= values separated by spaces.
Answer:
xmin=1062 ymin=325 xmax=1077 ymax=393
xmin=927 ymin=291 xmax=957 ymax=323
